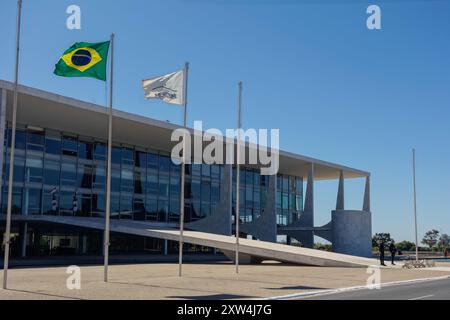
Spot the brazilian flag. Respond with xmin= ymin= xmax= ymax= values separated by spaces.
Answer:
xmin=54 ymin=41 xmax=110 ymax=81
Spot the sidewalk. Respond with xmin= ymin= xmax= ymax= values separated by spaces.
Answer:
xmin=1 ymin=261 xmax=449 ymax=300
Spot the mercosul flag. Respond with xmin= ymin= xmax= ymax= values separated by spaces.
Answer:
xmin=54 ymin=41 xmax=110 ymax=81
xmin=142 ymin=69 xmax=185 ymax=105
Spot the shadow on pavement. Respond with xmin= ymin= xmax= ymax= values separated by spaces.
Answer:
xmin=3 ymin=288 xmax=83 ymax=300
xmin=266 ymin=285 xmax=329 ymax=290
xmin=166 ymin=294 xmax=255 ymax=300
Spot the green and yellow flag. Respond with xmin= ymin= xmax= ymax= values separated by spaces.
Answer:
xmin=54 ymin=41 xmax=110 ymax=81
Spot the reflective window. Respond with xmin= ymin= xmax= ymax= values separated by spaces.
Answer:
xmin=159 ymin=155 xmax=171 ymax=174
xmin=122 ymin=148 xmax=134 ymax=166
xmin=146 ymin=195 xmax=157 ymax=220
xmin=133 ymin=197 xmax=145 ymax=221
xmin=158 ymin=175 xmax=169 ymax=198
xmin=78 ymin=194 xmax=92 ymax=217
xmin=27 ymin=130 xmax=45 ymax=152
xmin=61 ymin=160 xmax=77 ymax=187
xmin=92 ymin=165 xmax=106 ymax=190
xmin=5 ymin=156 xmax=25 ymax=183
xmin=134 ymin=170 xmax=145 ymax=195
xmin=43 ymin=190 xmax=58 ymax=215
xmin=44 ymin=160 xmax=60 ymax=187
xmin=92 ymin=193 xmax=105 ymax=217
xmin=111 ymin=168 xmax=121 ymax=192
xmin=79 ymin=140 xmax=93 ymax=160
xmin=120 ymin=194 xmax=133 ymax=219
xmin=60 ymin=191 xmax=75 ymax=216
xmin=135 ymin=151 xmax=146 ymax=169
xmin=121 ymin=168 xmax=134 ymax=193
xmin=45 ymin=136 xmax=61 ymax=155
xmin=8 ymin=129 xmax=26 ymax=150
xmin=77 ymin=164 xmax=93 ymax=189
xmin=112 ymin=147 xmax=121 ymax=164
xmin=25 ymin=156 xmax=43 ymax=183
xmin=94 ymin=142 xmax=107 ymax=161
xmin=158 ymin=199 xmax=168 ymax=222
xmin=62 ymin=136 xmax=78 ymax=157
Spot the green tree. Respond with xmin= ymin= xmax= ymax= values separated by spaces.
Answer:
xmin=396 ymin=241 xmax=416 ymax=252
xmin=422 ymin=229 xmax=440 ymax=249
xmin=439 ymin=234 xmax=450 ymax=246
xmin=372 ymin=233 xmax=394 ymax=248
xmin=314 ymin=243 xmax=332 ymax=252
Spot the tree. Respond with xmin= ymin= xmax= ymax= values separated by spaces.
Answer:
xmin=438 ymin=234 xmax=450 ymax=250
xmin=314 ymin=243 xmax=332 ymax=252
xmin=422 ymin=229 xmax=440 ymax=249
xmin=396 ymin=241 xmax=416 ymax=252
xmin=372 ymin=233 xmax=394 ymax=248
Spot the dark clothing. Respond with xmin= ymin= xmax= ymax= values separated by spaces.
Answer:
xmin=389 ymin=243 xmax=397 ymax=265
xmin=379 ymin=243 xmax=386 ymax=266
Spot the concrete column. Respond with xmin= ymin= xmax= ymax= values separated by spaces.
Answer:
xmin=303 ymin=164 xmax=315 ymax=226
xmin=82 ymin=235 xmax=88 ymax=254
xmin=163 ymin=239 xmax=168 ymax=255
xmin=336 ymin=170 xmax=345 ymax=210
xmin=363 ymin=175 xmax=371 ymax=212
xmin=20 ymin=222 xmax=28 ymax=258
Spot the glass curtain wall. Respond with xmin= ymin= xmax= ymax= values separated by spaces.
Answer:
xmin=1 ymin=124 xmax=303 ymax=226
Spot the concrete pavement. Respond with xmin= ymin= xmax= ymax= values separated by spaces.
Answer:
xmin=0 ymin=262 xmax=449 ymax=300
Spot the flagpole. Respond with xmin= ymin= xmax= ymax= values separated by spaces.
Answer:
xmin=3 ymin=0 xmax=22 ymax=290
xmin=235 ymin=81 xmax=242 ymax=274
xmin=178 ymin=62 xmax=189 ymax=277
xmin=412 ymin=149 xmax=419 ymax=262
xmin=103 ymin=33 xmax=114 ymax=282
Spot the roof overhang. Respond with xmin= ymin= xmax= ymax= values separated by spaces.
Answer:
xmin=0 ymin=80 xmax=370 ymax=180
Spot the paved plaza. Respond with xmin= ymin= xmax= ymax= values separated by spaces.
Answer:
xmin=1 ymin=262 xmax=449 ymax=300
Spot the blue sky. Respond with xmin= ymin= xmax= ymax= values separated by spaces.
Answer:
xmin=0 ymin=0 xmax=449 ymax=242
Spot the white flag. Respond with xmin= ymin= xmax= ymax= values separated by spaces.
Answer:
xmin=142 ymin=69 xmax=184 ymax=105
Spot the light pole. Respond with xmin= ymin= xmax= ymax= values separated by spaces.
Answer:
xmin=412 ymin=149 xmax=419 ymax=262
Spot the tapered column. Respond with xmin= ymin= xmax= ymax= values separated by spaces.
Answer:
xmin=336 ymin=171 xmax=345 ymax=210
xmin=363 ymin=175 xmax=371 ymax=212
xmin=303 ymin=164 xmax=315 ymax=225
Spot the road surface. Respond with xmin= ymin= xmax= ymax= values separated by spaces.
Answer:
xmin=304 ymin=278 xmax=450 ymax=300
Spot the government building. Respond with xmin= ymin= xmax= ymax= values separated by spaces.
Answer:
xmin=0 ymin=80 xmax=373 ymax=263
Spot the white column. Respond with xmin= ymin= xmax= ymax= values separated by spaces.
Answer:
xmin=0 ymin=89 xmax=6 ymax=179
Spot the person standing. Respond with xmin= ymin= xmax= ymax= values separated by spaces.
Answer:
xmin=389 ymin=242 xmax=397 ymax=266
xmin=379 ymin=241 xmax=386 ymax=266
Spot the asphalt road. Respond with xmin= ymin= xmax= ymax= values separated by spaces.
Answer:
xmin=304 ymin=278 xmax=450 ymax=300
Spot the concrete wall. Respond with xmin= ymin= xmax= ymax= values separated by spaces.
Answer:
xmin=331 ymin=210 xmax=372 ymax=258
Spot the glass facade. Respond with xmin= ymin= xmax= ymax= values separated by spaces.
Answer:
xmin=1 ymin=124 xmax=303 ymax=227
xmin=276 ymin=175 xmax=304 ymax=226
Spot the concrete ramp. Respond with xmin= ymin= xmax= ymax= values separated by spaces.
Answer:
xmin=6 ymin=215 xmax=379 ymax=268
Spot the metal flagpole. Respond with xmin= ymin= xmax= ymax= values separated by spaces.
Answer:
xmin=104 ymin=33 xmax=114 ymax=282
xmin=412 ymin=149 xmax=419 ymax=262
xmin=178 ymin=62 xmax=189 ymax=277
xmin=3 ymin=0 xmax=23 ymax=290
xmin=235 ymin=81 xmax=242 ymax=274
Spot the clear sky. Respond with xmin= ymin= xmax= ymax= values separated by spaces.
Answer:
xmin=0 ymin=0 xmax=449 ymax=242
